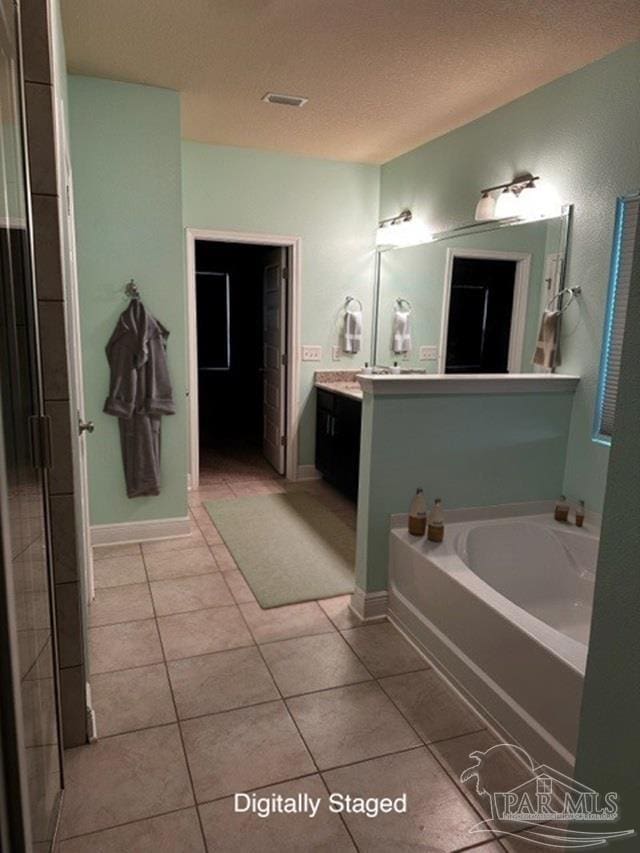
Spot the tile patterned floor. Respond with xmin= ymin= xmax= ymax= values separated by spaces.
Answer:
xmin=58 ymin=459 xmax=525 ymax=852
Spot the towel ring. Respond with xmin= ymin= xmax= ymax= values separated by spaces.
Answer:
xmin=546 ymin=286 xmax=581 ymax=315
xmin=396 ymin=297 xmax=412 ymax=311
xmin=345 ymin=296 xmax=363 ymax=311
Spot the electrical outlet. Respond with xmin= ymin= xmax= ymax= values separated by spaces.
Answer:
xmin=302 ymin=345 xmax=322 ymax=362
xmin=419 ymin=345 xmax=438 ymax=361
xmin=331 ymin=346 xmax=341 ymax=361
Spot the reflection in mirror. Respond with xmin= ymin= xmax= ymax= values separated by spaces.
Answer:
xmin=373 ymin=208 xmax=571 ymax=373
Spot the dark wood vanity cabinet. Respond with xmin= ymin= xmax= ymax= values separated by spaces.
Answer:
xmin=315 ymin=389 xmax=362 ymax=500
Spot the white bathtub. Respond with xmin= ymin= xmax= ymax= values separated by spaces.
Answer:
xmin=388 ymin=514 xmax=598 ymax=772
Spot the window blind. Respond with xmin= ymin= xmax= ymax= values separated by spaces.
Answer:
xmin=598 ymin=196 xmax=640 ymax=438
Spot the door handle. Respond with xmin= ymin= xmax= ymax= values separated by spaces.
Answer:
xmin=79 ymin=419 xmax=95 ymax=434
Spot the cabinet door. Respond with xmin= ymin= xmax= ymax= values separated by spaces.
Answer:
xmin=315 ymin=405 xmax=333 ymax=474
xmin=333 ymin=396 xmax=362 ymax=499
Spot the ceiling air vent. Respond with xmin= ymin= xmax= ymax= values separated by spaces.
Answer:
xmin=262 ymin=92 xmax=308 ymax=108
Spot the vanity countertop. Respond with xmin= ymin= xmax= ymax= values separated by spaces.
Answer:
xmin=315 ymin=370 xmax=364 ymax=401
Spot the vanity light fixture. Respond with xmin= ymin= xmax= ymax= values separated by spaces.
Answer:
xmin=474 ymin=175 xmax=541 ymax=221
xmin=474 ymin=191 xmax=496 ymax=221
xmin=376 ymin=209 xmax=432 ymax=248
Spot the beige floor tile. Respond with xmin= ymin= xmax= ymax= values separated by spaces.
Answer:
xmin=318 ymin=595 xmax=362 ymax=630
xmin=59 ymin=725 xmax=193 ymax=838
xmin=143 ymin=546 xmax=218 ymax=581
xmin=199 ymin=775 xmax=355 ymax=852
xmin=379 ymin=668 xmax=485 ymax=744
xmin=89 ymin=583 xmax=154 ymax=627
xmin=91 ymin=664 xmax=176 ymax=736
xmin=141 ymin=529 xmax=206 ymax=554
xmin=240 ymin=600 xmax=335 ymax=644
xmin=287 ymin=681 xmax=421 ymax=770
xmin=210 ymin=544 xmax=237 ymax=572
xmin=190 ymin=508 xmax=223 ymax=544
xmin=92 ymin=543 xmax=141 ymax=561
xmin=89 ymin=620 xmax=163 ymax=674
xmin=323 ymin=747 xmax=484 ymax=852
xmin=150 ymin=573 xmax=234 ymax=616
xmin=428 ymin=730 xmax=533 ymax=823
xmin=157 ymin=606 xmax=253 ymax=660
xmin=59 ymin=808 xmax=205 ymax=852
xmin=260 ymin=633 xmax=371 ymax=696
xmin=498 ymin=833 xmax=554 ymax=851
xmin=224 ymin=570 xmax=257 ymax=604
xmin=341 ymin=622 xmax=428 ymax=677
xmin=189 ymin=483 xmax=236 ymax=504
xmin=93 ymin=554 xmax=146 ymax=589
xmin=230 ymin=480 xmax=287 ymax=496
xmin=181 ymin=701 xmax=314 ymax=802
xmin=168 ymin=646 xmax=278 ymax=718
xmin=201 ymin=525 xmax=224 ymax=545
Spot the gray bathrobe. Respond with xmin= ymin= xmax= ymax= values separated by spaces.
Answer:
xmin=104 ymin=299 xmax=175 ymax=498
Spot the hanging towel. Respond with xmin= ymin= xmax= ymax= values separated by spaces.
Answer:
xmin=343 ymin=309 xmax=362 ymax=353
xmin=392 ymin=309 xmax=412 ymax=354
xmin=532 ymin=309 xmax=561 ymax=370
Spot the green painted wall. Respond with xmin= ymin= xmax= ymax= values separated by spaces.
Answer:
xmin=68 ymin=76 xmax=188 ymax=525
xmin=181 ymin=141 xmax=380 ymax=466
xmin=356 ymin=388 xmax=576 ymax=591
xmin=380 ymin=42 xmax=640 ymax=512
xmin=377 ymin=218 xmax=552 ymax=370
xmin=573 ymin=205 xmax=640 ymax=845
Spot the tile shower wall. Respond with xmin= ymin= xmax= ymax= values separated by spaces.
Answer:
xmin=21 ymin=0 xmax=86 ymax=746
xmin=379 ymin=42 xmax=640 ymax=512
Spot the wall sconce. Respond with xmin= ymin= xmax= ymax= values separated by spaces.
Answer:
xmin=474 ymin=175 xmax=544 ymax=221
xmin=376 ymin=209 xmax=432 ymax=248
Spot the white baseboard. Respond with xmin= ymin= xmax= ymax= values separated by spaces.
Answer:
xmin=296 ymin=464 xmax=321 ymax=481
xmin=350 ymin=587 xmax=388 ymax=622
xmin=91 ymin=516 xmax=190 ymax=546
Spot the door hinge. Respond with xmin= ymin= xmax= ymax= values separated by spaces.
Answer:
xmin=282 ymin=267 xmax=289 ymax=281
xmin=280 ymin=435 xmax=287 ymax=447
xmin=29 ymin=415 xmax=53 ymax=470
xmin=281 ymin=353 xmax=286 ymax=366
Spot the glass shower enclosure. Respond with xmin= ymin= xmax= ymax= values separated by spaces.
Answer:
xmin=0 ymin=0 xmax=64 ymax=849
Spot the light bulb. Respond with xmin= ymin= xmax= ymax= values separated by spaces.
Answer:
xmin=474 ymin=192 xmax=496 ymax=221
xmin=494 ymin=187 xmax=521 ymax=219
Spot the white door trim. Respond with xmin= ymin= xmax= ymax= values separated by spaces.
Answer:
xmin=185 ymin=228 xmax=301 ymax=489
xmin=438 ymin=248 xmax=532 ymax=374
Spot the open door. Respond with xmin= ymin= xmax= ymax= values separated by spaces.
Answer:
xmin=262 ymin=247 xmax=287 ymax=474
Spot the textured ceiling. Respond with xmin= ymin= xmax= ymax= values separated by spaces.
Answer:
xmin=60 ymin=0 xmax=640 ymax=164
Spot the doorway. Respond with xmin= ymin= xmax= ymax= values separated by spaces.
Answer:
xmin=186 ymin=231 xmax=300 ymax=488
xmin=439 ymin=249 xmax=531 ymax=374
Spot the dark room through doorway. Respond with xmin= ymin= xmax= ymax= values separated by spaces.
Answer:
xmin=195 ymin=239 xmax=289 ymax=481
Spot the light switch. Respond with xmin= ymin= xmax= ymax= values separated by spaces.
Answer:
xmin=331 ymin=346 xmax=341 ymax=361
xmin=419 ymin=345 xmax=438 ymax=361
xmin=302 ymin=345 xmax=322 ymax=362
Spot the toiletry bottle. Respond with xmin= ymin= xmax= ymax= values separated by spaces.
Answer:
xmin=554 ymin=495 xmax=569 ymax=523
xmin=362 ymin=362 xmax=372 ymax=375
xmin=408 ymin=488 xmax=427 ymax=536
xmin=427 ymin=498 xmax=445 ymax=543
xmin=390 ymin=361 xmax=401 ymax=375
xmin=575 ymin=500 xmax=585 ymax=528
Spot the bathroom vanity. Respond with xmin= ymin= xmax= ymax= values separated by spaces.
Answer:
xmin=314 ymin=372 xmax=362 ymax=500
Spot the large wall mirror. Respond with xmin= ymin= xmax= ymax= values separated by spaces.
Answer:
xmin=372 ymin=206 xmax=572 ymax=372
